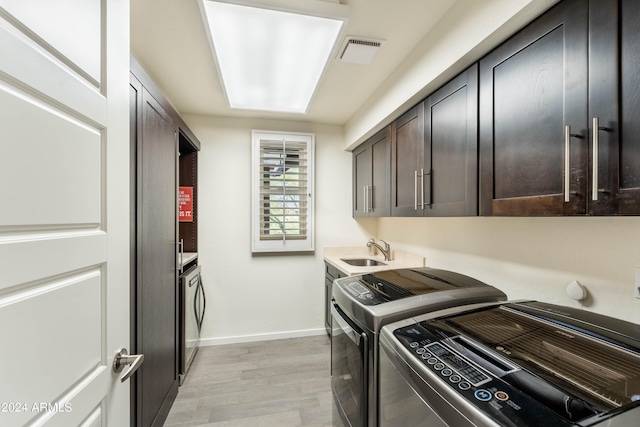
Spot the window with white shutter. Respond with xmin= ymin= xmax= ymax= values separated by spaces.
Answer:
xmin=251 ymin=130 xmax=314 ymax=253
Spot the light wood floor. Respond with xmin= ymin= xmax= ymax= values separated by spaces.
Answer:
xmin=164 ymin=334 xmax=333 ymax=426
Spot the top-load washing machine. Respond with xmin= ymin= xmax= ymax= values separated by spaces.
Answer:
xmin=330 ymin=267 xmax=507 ymax=426
xmin=379 ymin=300 xmax=640 ymax=427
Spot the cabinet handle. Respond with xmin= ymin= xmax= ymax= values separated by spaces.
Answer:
xmin=364 ymin=185 xmax=373 ymax=213
xmin=564 ymin=126 xmax=583 ymax=202
xmin=592 ymin=117 xmax=599 ymax=201
xmin=363 ymin=185 xmax=367 ymax=213
xmin=564 ymin=126 xmax=571 ymax=202
xmin=414 ymin=170 xmax=418 ymax=210
xmin=592 ymin=117 xmax=610 ymax=201
xmin=423 ymin=169 xmax=432 ymax=208
xmin=420 ymin=168 xmax=425 ymax=209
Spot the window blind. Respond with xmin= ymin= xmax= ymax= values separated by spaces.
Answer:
xmin=252 ymin=131 xmax=314 ymax=253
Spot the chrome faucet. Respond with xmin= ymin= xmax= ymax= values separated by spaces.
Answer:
xmin=366 ymin=239 xmax=391 ymax=261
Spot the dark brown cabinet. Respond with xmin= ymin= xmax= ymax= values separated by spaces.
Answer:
xmin=479 ymin=0 xmax=640 ymax=216
xmin=130 ymin=72 xmax=179 ymax=427
xmin=390 ymin=64 xmax=478 ymax=217
xmin=479 ymin=0 xmax=588 ymax=216
xmin=391 ymin=102 xmax=425 ymax=216
xmin=424 ymin=63 xmax=478 ymax=216
xmin=589 ymin=0 xmax=640 ymax=214
xmin=353 ymin=126 xmax=391 ymax=217
xmin=130 ymin=56 xmax=201 ymax=427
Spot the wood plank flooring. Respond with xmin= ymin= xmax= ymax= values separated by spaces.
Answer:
xmin=164 ymin=335 xmax=333 ymax=426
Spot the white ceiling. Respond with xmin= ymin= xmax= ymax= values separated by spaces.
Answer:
xmin=130 ymin=0 xmax=458 ymax=125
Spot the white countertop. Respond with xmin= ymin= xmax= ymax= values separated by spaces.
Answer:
xmin=323 ymin=246 xmax=424 ymax=276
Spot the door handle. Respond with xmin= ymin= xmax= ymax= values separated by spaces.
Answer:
xmin=177 ymin=239 xmax=184 ymax=273
xmin=113 ymin=348 xmax=144 ymax=383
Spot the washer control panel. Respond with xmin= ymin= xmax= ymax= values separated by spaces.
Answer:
xmin=338 ymin=280 xmax=386 ymax=305
xmin=392 ymin=324 xmax=572 ymax=427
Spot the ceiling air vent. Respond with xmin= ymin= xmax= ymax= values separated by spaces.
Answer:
xmin=337 ymin=36 xmax=384 ymax=64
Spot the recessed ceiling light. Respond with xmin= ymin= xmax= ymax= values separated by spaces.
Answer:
xmin=199 ymin=0 xmax=347 ymax=114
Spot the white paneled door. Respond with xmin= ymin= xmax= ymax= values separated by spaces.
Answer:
xmin=0 ymin=1 xmax=130 ymax=426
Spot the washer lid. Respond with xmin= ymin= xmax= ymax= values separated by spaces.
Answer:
xmin=357 ymin=267 xmax=496 ymax=303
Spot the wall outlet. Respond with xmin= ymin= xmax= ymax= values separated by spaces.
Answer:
xmin=635 ymin=268 xmax=640 ymax=299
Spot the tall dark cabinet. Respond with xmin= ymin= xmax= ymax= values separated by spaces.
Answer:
xmin=130 ymin=56 xmax=201 ymax=427
xmin=130 ymin=61 xmax=178 ymax=427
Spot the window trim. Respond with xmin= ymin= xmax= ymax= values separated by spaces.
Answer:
xmin=251 ymin=130 xmax=315 ymax=253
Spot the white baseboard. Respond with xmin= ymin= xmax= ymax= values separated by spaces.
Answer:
xmin=199 ymin=327 xmax=328 ymax=347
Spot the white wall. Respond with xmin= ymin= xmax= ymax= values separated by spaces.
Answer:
xmin=184 ymin=114 xmax=376 ymax=344
xmin=376 ymin=217 xmax=640 ymax=324
xmin=344 ymin=0 xmax=558 ymax=149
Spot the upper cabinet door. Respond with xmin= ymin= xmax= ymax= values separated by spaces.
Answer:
xmin=424 ymin=64 xmax=478 ymax=216
xmin=589 ymin=0 xmax=640 ymax=215
xmin=352 ymin=142 xmax=370 ymax=217
xmin=391 ymin=102 xmax=425 ymax=216
xmin=352 ymin=126 xmax=390 ymax=217
xmin=370 ymin=126 xmax=391 ymax=216
xmin=479 ymin=0 xmax=589 ymax=216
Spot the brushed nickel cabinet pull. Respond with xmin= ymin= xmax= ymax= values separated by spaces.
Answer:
xmin=592 ymin=118 xmax=610 ymax=201
xmin=414 ymin=170 xmax=418 ymax=210
xmin=420 ymin=168 xmax=425 ymax=209
xmin=424 ymin=169 xmax=432 ymax=207
xmin=564 ymin=126 xmax=583 ymax=202
xmin=565 ymin=125 xmax=571 ymax=202
xmin=592 ymin=117 xmax=599 ymax=201
xmin=363 ymin=185 xmax=367 ymax=213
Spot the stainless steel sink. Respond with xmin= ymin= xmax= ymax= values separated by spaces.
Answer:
xmin=340 ymin=258 xmax=386 ymax=267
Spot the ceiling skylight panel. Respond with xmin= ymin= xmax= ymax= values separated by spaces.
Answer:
xmin=200 ymin=0 xmax=346 ymax=114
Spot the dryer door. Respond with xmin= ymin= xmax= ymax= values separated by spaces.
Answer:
xmin=331 ymin=302 xmax=368 ymax=427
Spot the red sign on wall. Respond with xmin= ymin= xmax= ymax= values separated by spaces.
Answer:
xmin=179 ymin=186 xmax=193 ymax=222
